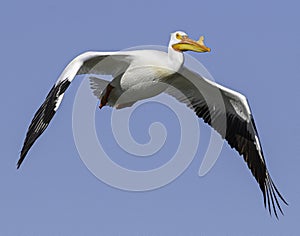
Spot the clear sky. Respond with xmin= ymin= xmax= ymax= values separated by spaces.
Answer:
xmin=1 ymin=0 xmax=299 ymax=235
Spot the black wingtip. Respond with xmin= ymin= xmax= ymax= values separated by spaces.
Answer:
xmin=17 ymin=137 xmax=34 ymax=169
xmin=16 ymin=162 xmax=21 ymax=169
xmin=17 ymin=79 xmax=71 ymax=170
xmin=16 ymin=157 xmax=23 ymax=169
xmin=17 ymin=152 xmax=26 ymax=169
xmin=263 ymin=173 xmax=288 ymax=219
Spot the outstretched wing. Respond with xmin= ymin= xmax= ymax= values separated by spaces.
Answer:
xmin=164 ymin=67 xmax=287 ymax=217
xmin=18 ymin=51 xmax=133 ymax=168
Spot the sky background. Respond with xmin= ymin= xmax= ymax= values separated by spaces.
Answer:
xmin=1 ymin=0 xmax=300 ymax=235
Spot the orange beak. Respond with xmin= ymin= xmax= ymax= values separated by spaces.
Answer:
xmin=172 ymin=35 xmax=211 ymax=53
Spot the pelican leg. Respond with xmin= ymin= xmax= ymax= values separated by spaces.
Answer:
xmin=99 ymin=84 xmax=114 ymax=109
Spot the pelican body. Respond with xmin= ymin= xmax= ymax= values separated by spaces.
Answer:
xmin=18 ymin=31 xmax=287 ymax=217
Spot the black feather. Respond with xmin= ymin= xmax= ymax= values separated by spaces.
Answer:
xmin=165 ymin=68 xmax=287 ymax=217
xmin=17 ymin=79 xmax=71 ymax=168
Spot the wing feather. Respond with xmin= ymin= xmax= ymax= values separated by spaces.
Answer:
xmin=164 ymin=67 xmax=287 ymax=217
xmin=18 ymin=51 xmax=133 ymax=168
xmin=18 ymin=79 xmax=71 ymax=168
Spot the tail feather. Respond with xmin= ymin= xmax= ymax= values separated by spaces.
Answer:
xmin=89 ymin=76 xmax=110 ymax=99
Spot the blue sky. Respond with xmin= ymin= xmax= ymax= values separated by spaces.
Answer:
xmin=1 ymin=0 xmax=299 ymax=235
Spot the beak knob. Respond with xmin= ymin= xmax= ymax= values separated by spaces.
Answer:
xmin=197 ymin=36 xmax=205 ymax=46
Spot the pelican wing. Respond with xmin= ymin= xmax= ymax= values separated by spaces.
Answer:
xmin=164 ymin=67 xmax=287 ymax=217
xmin=18 ymin=51 xmax=133 ymax=168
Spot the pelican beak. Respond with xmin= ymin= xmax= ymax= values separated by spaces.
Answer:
xmin=172 ymin=35 xmax=211 ymax=53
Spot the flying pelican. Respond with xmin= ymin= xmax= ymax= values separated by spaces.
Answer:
xmin=18 ymin=31 xmax=287 ymax=217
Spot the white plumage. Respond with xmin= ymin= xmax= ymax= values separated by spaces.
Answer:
xmin=19 ymin=31 xmax=287 ymax=218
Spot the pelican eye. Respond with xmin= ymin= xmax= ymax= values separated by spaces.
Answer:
xmin=176 ymin=33 xmax=182 ymax=40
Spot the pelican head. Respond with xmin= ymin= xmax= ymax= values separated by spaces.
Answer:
xmin=170 ymin=31 xmax=211 ymax=53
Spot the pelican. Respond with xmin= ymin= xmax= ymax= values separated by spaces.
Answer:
xmin=18 ymin=31 xmax=287 ymax=217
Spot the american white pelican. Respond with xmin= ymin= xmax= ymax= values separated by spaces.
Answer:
xmin=18 ymin=31 xmax=287 ymax=217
